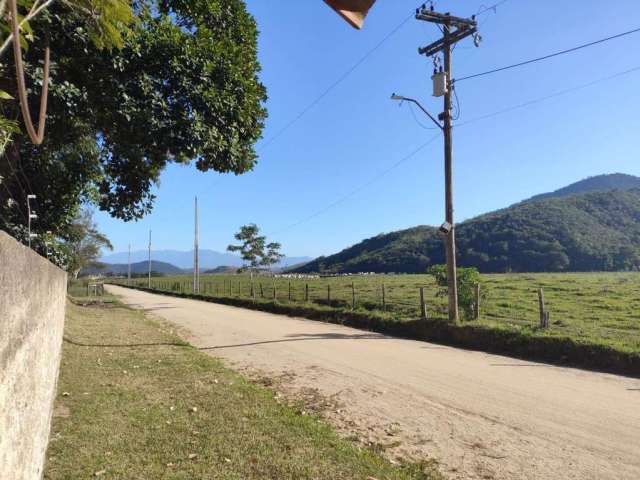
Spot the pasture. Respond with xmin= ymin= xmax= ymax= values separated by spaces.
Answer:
xmin=113 ymin=272 xmax=640 ymax=355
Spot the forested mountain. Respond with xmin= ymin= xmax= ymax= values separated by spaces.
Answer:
xmin=81 ymin=261 xmax=183 ymax=277
xmin=292 ymin=187 xmax=640 ymax=274
xmin=523 ymin=173 xmax=640 ymax=203
xmin=100 ymin=249 xmax=310 ymax=270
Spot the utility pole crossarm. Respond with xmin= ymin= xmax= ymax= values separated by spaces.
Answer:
xmin=418 ymin=26 xmax=477 ymax=56
xmin=415 ymin=10 xmax=476 ymax=29
xmin=415 ymin=7 xmax=478 ymax=57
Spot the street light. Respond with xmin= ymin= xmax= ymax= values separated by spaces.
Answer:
xmin=391 ymin=92 xmax=460 ymax=322
xmin=45 ymin=230 xmax=52 ymax=258
xmin=390 ymin=94 xmax=443 ymax=131
xmin=26 ymin=194 xmax=37 ymax=248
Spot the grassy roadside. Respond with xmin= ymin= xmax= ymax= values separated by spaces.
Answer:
xmin=111 ymin=284 xmax=640 ymax=377
xmin=44 ymin=301 xmax=439 ymax=479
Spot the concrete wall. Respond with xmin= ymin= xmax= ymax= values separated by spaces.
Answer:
xmin=0 ymin=231 xmax=67 ymax=480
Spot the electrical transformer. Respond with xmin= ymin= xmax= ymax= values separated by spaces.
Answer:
xmin=432 ymin=71 xmax=447 ymax=97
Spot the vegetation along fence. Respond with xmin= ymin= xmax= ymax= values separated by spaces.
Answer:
xmin=109 ymin=272 xmax=640 ymax=356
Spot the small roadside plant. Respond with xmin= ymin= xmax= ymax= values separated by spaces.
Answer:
xmin=427 ymin=264 xmax=481 ymax=320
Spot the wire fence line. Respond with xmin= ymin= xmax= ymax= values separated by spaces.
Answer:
xmin=107 ymin=273 xmax=640 ymax=352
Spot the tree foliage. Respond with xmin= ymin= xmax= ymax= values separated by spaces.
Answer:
xmin=427 ymin=264 xmax=480 ymax=320
xmin=1 ymin=0 xmax=266 ymax=243
xmin=227 ymin=223 xmax=284 ymax=272
xmin=62 ymin=208 xmax=112 ymax=278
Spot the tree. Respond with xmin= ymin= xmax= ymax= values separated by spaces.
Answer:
xmin=227 ymin=224 xmax=265 ymax=272
xmin=1 ymin=0 xmax=266 ymax=245
xmin=262 ymin=241 xmax=285 ymax=270
xmin=227 ymin=224 xmax=284 ymax=278
xmin=63 ymin=208 xmax=112 ymax=279
xmin=0 ymin=0 xmax=135 ymax=150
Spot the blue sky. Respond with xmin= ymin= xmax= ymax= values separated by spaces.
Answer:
xmin=96 ymin=0 xmax=640 ymax=258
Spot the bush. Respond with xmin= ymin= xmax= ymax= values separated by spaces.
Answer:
xmin=427 ymin=264 xmax=480 ymax=320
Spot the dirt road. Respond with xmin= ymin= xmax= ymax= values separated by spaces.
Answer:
xmin=107 ymin=285 xmax=640 ymax=480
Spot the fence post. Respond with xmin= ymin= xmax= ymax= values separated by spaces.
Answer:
xmin=327 ymin=284 xmax=331 ymax=304
xmin=420 ymin=287 xmax=427 ymax=320
xmin=273 ymin=280 xmax=277 ymax=301
xmin=382 ymin=283 xmax=386 ymax=311
xmin=351 ymin=282 xmax=355 ymax=310
xmin=474 ymin=284 xmax=481 ymax=320
xmin=538 ymin=287 xmax=547 ymax=328
xmin=260 ymin=283 xmax=264 ymax=298
xmin=288 ymin=281 xmax=292 ymax=301
xmin=305 ymin=283 xmax=309 ymax=302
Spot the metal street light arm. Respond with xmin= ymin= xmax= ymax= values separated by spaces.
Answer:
xmin=390 ymin=94 xmax=443 ymax=131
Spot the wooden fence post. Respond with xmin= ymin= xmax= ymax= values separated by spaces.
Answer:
xmin=327 ymin=284 xmax=331 ymax=304
xmin=420 ymin=287 xmax=427 ymax=320
xmin=474 ymin=284 xmax=481 ymax=320
xmin=305 ymin=283 xmax=309 ymax=302
xmin=538 ymin=288 xmax=547 ymax=328
xmin=382 ymin=283 xmax=386 ymax=311
xmin=351 ymin=281 xmax=356 ymax=310
xmin=288 ymin=281 xmax=291 ymax=301
xmin=260 ymin=283 xmax=264 ymax=298
xmin=273 ymin=281 xmax=277 ymax=301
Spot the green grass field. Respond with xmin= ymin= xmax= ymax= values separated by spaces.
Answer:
xmin=114 ymin=272 xmax=640 ymax=355
xmin=45 ymin=301 xmax=438 ymax=479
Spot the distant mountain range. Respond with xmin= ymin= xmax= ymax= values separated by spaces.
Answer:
xmin=82 ymin=260 xmax=183 ymax=277
xmin=291 ymin=173 xmax=640 ymax=274
xmin=100 ymin=249 xmax=311 ymax=270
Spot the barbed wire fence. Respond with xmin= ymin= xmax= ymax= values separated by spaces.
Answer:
xmin=109 ymin=273 xmax=640 ymax=347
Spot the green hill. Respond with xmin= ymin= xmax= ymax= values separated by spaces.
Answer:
xmin=524 ymin=173 xmax=640 ymax=203
xmin=292 ymin=187 xmax=640 ymax=274
xmin=81 ymin=260 xmax=184 ymax=277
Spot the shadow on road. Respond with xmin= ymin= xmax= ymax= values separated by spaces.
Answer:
xmin=64 ymin=337 xmax=189 ymax=349
xmin=198 ymin=332 xmax=385 ymax=351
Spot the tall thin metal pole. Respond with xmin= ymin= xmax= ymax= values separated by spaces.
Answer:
xmin=193 ymin=196 xmax=199 ymax=293
xmin=27 ymin=201 xmax=31 ymax=248
xmin=148 ymin=230 xmax=152 ymax=288
xmin=27 ymin=194 xmax=36 ymax=248
xmin=127 ymin=243 xmax=132 ymax=286
xmin=443 ymin=24 xmax=459 ymax=322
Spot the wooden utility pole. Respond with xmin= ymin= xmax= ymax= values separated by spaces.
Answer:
xmin=415 ymin=6 xmax=478 ymax=322
xmin=193 ymin=196 xmax=200 ymax=293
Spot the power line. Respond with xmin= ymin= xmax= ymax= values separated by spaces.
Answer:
xmin=456 ymin=26 xmax=640 ymax=82
xmin=268 ymin=63 xmax=640 ymax=237
xmin=454 ymin=64 xmax=640 ymax=128
xmin=258 ymin=12 xmax=413 ymax=152
xmin=475 ymin=0 xmax=511 ymax=16
xmin=407 ymin=102 xmax=439 ymax=130
xmin=199 ymin=10 xmax=414 ymax=198
xmin=269 ymin=133 xmax=441 ymax=236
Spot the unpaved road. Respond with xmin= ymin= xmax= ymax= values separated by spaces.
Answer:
xmin=108 ymin=285 xmax=640 ymax=480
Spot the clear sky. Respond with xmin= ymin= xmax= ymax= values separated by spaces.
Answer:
xmin=96 ymin=0 xmax=640 ymax=258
